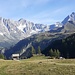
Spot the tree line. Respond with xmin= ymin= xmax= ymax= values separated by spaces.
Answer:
xmin=31 ymin=46 xmax=42 ymax=56
xmin=31 ymin=45 xmax=60 ymax=58
xmin=49 ymin=49 xmax=60 ymax=58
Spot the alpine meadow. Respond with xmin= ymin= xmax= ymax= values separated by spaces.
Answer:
xmin=0 ymin=0 xmax=75 ymax=75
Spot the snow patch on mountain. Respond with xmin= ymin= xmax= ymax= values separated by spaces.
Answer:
xmin=0 ymin=32 xmax=3 ymax=35
xmin=17 ymin=24 xmax=26 ymax=32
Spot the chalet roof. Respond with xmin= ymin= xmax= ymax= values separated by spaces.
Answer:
xmin=12 ymin=54 xmax=19 ymax=57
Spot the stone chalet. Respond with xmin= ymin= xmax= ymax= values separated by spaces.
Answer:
xmin=12 ymin=54 xmax=19 ymax=60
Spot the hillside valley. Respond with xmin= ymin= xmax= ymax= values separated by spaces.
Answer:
xmin=0 ymin=12 xmax=75 ymax=59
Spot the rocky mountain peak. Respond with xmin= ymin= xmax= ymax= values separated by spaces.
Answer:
xmin=62 ymin=12 xmax=75 ymax=25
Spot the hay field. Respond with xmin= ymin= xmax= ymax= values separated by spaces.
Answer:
xmin=0 ymin=56 xmax=75 ymax=75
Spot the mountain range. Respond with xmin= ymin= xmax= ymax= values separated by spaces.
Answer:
xmin=0 ymin=12 xmax=75 ymax=58
xmin=0 ymin=18 xmax=50 ymax=48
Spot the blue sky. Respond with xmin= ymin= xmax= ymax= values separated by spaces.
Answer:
xmin=0 ymin=0 xmax=75 ymax=24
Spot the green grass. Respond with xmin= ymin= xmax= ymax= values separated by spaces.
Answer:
xmin=0 ymin=57 xmax=75 ymax=75
xmin=28 ymin=55 xmax=46 ymax=60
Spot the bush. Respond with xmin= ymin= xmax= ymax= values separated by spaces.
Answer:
xmin=0 ymin=54 xmax=5 ymax=59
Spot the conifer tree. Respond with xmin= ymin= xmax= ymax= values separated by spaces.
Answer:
xmin=0 ymin=54 xmax=5 ymax=59
xmin=49 ymin=49 xmax=53 ymax=57
xmin=53 ymin=49 xmax=57 ymax=57
xmin=49 ymin=49 xmax=60 ymax=58
xmin=38 ymin=46 xmax=41 ymax=55
xmin=56 ymin=49 xmax=60 ymax=58
xmin=31 ymin=46 xmax=36 ymax=55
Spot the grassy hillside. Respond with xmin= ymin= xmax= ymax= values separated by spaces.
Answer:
xmin=42 ymin=33 xmax=75 ymax=58
xmin=5 ymin=31 xmax=70 ymax=59
xmin=0 ymin=56 xmax=75 ymax=75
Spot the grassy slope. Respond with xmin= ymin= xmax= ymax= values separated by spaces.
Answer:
xmin=0 ymin=56 xmax=75 ymax=75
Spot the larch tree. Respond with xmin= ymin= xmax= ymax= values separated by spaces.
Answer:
xmin=38 ymin=46 xmax=41 ymax=55
xmin=31 ymin=46 xmax=36 ymax=55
